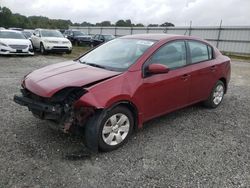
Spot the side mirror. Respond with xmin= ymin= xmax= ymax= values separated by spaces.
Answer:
xmin=147 ymin=63 xmax=169 ymax=74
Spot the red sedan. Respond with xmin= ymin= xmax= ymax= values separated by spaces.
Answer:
xmin=14 ymin=34 xmax=231 ymax=152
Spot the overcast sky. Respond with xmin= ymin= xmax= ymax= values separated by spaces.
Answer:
xmin=1 ymin=0 xmax=250 ymax=26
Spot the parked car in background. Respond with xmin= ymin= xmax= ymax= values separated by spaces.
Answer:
xmin=9 ymin=27 xmax=23 ymax=31
xmin=64 ymin=30 xmax=92 ymax=46
xmin=0 ymin=29 xmax=34 ymax=55
xmin=90 ymin=34 xmax=115 ymax=47
xmin=22 ymin=30 xmax=34 ymax=40
xmin=31 ymin=29 xmax=72 ymax=54
xmin=14 ymin=34 xmax=231 ymax=152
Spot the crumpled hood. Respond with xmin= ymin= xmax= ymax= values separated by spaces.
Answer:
xmin=24 ymin=61 xmax=120 ymax=97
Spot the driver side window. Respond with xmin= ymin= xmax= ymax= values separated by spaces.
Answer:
xmin=150 ymin=41 xmax=187 ymax=69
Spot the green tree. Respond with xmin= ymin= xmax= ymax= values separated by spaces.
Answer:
xmin=135 ymin=23 xmax=144 ymax=27
xmin=148 ymin=24 xmax=159 ymax=27
xmin=160 ymin=22 xmax=174 ymax=27
xmin=96 ymin=21 xmax=112 ymax=26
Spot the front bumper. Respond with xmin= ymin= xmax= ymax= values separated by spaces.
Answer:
xmin=0 ymin=46 xmax=34 ymax=55
xmin=43 ymin=42 xmax=72 ymax=52
xmin=77 ymin=39 xmax=92 ymax=45
xmin=13 ymin=93 xmax=63 ymax=120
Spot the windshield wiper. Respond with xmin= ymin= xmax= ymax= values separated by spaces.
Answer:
xmin=80 ymin=61 xmax=107 ymax=69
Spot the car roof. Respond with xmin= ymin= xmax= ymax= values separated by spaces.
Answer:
xmin=120 ymin=34 xmax=200 ymax=41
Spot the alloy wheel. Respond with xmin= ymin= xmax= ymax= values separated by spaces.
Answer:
xmin=213 ymin=84 xmax=224 ymax=105
xmin=102 ymin=113 xmax=130 ymax=146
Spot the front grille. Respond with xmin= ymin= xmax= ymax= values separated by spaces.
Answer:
xmin=52 ymin=46 xmax=69 ymax=49
xmin=9 ymin=45 xmax=28 ymax=50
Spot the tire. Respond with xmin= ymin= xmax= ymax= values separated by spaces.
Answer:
xmin=203 ymin=80 xmax=225 ymax=108
xmin=66 ymin=50 xmax=72 ymax=54
xmin=84 ymin=106 xmax=134 ymax=152
xmin=40 ymin=43 xmax=47 ymax=55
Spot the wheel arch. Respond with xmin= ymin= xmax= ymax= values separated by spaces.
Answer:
xmin=219 ymin=77 xmax=227 ymax=93
xmin=108 ymin=100 xmax=139 ymax=130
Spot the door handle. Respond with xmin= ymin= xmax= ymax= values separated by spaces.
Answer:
xmin=181 ymin=74 xmax=190 ymax=80
xmin=210 ymin=65 xmax=217 ymax=71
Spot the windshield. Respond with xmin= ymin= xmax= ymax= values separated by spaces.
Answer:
xmin=79 ymin=38 xmax=155 ymax=71
xmin=41 ymin=30 xmax=63 ymax=38
xmin=104 ymin=35 xmax=115 ymax=41
xmin=22 ymin=31 xmax=32 ymax=38
xmin=73 ymin=31 xmax=85 ymax=36
xmin=0 ymin=31 xmax=26 ymax=39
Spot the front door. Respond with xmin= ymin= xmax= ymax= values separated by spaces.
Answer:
xmin=141 ymin=40 xmax=192 ymax=121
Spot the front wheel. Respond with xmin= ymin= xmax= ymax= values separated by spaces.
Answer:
xmin=40 ymin=43 xmax=47 ymax=55
xmin=66 ymin=50 xmax=72 ymax=54
xmin=84 ymin=106 xmax=134 ymax=152
xmin=203 ymin=80 xmax=225 ymax=108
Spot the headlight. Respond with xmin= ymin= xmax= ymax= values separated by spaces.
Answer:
xmin=0 ymin=42 xmax=8 ymax=47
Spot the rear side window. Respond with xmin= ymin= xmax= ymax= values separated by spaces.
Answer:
xmin=188 ymin=41 xmax=212 ymax=63
xmin=149 ymin=41 xmax=187 ymax=69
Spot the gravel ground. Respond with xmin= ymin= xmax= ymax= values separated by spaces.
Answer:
xmin=0 ymin=55 xmax=249 ymax=188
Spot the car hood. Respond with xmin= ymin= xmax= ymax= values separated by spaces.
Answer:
xmin=41 ymin=37 xmax=70 ymax=42
xmin=24 ymin=61 xmax=121 ymax=97
xmin=0 ymin=38 xmax=31 ymax=46
xmin=75 ymin=35 xmax=92 ymax=39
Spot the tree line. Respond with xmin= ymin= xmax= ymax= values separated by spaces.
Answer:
xmin=0 ymin=6 xmax=174 ymax=29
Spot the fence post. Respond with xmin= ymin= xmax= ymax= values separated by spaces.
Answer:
xmin=114 ymin=27 xmax=117 ymax=37
xmin=146 ymin=27 xmax=149 ymax=33
xmin=188 ymin=21 xmax=192 ymax=36
xmin=100 ymin=27 xmax=103 ymax=34
xmin=164 ymin=27 xmax=168 ymax=33
xmin=87 ymin=27 xmax=90 ymax=35
xmin=216 ymin=20 xmax=222 ymax=48
xmin=131 ymin=27 xmax=133 ymax=35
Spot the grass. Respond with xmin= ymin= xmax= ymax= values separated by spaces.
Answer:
xmin=222 ymin=52 xmax=250 ymax=62
xmin=62 ymin=46 xmax=91 ymax=59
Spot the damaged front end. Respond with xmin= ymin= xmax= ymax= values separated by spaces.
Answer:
xmin=13 ymin=87 xmax=95 ymax=133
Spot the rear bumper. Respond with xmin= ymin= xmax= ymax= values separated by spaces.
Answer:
xmin=13 ymin=94 xmax=62 ymax=116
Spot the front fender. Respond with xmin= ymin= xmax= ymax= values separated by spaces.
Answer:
xmin=75 ymin=91 xmax=133 ymax=109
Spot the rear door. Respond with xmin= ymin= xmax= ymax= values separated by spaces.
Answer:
xmin=187 ymin=40 xmax=217 ymax=103
xmin=141 ymin=40 xmax=192 ymax=121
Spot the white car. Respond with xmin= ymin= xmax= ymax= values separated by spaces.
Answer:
xmin=31 ymin=29 xmax=72 ymax=54
xmin=0 ymin=30 xmax=34 ymax=55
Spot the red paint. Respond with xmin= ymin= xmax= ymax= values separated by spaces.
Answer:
xmin=23 ymin=34 xmax=231 ymax=128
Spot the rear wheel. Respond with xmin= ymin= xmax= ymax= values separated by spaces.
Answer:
xmin=203 ymin=80 xmax=225 ymax=108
